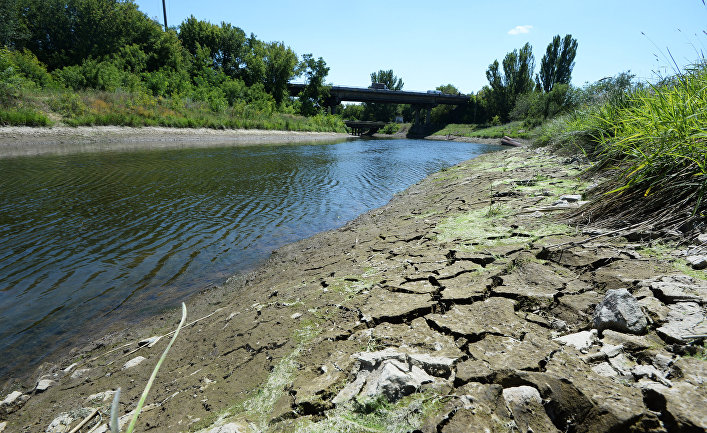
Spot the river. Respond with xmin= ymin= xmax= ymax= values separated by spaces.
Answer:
xmin=0 ymin=137 xmax=498 ymax=379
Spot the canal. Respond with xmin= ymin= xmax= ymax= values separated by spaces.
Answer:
xmin=0 ymin=138 xmax=498 ymax=379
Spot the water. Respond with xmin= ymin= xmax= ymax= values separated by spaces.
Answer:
xmin=0 ymin=138 xmax=498 ymax=379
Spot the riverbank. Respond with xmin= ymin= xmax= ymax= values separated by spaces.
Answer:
xmin=0 ymin=126 xmax=351 ymax=158
xmin=1 ymin=145 xmax=705 ymax=432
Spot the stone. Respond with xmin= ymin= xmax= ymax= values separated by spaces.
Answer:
xmin=0 ymin=391 xmax=30 ymax=418
xmin=643 ymin=382 xmax=707 ymax=431
xmin=656 ymin=302 xmax=707 ymax=343
xmin=632 ymin=364 xmax=671 ymax=387
xmin=35 ymin=379 xmax=56 ymax=393
xmin=640 ymin=274 xmax=707 ymax=304
xmin=591 ymin=362 xmax=618 ymax=377
xmin=686 ymin=255 xmax=707 ymax=270
xmin=455 ymin=358 xmax=493 ymax=383
xmin=560 ymin=194 xmax=583 ymax=202
xmin=46 ymin=413 xmax=74 ymax=433
xmin=0 ymin=421 xmax=6 ymax=432
xmin=437 ymin=383 xmax=513 ymax=433
xmin=86 ymin=390 xmax=116 ymax=403
xmin=70 ymin=368 xmax=90 ymax=380
xmin=137 ymin=336 xmax=161 ymax=347
xmin=553 ymin=330 xmax=598 ymax=352
xmin=593 ymin=288 xmax=647 ymax=334
xmin=122 ymin=355 xmax=147 ymax=370
xmin=468 ymin=333 xmax=559 ymax=371
xmin=206 ymin=422 xmax=247 ymax=433
xmin=600 ymin=329 xmax=656 ymax=351
xmin=334 ymin=349 xmax=454 ymax=404
xmin=503 ymin=386 xmax=560 ymax=433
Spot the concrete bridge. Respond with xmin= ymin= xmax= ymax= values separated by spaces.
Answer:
xmin=344 ymin=121 xmax=386 ymax=136
xmin=287 ymin=83 xmax=469 ymax=124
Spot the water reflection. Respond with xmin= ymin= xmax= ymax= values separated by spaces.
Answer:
xmin=0 ymin=138 xmax=498 ymax=379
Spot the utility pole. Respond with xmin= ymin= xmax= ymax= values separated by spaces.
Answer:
xmin=162 ymin=0 xmax=168 ymax=31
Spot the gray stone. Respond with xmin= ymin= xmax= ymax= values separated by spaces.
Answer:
xmin=122 ymin=355 xmax=147 ymax=370
xmin=0 ymin=421 xmax=6 ymax=432
xmin=686 ymin=255 xmax=707 ymax=270
xmin=593 ymin=289 xmax=647 ymax=334
xmin=698 ymin=233 xmax=707 ymax=244
xmin=656 ymin=302 xmax=707 ymax=343
xmin=335 ymin=349 xmax=454 ymax=404
xmin=46 ymin=413 xmax=74 ymax=433
xmin=206 ymin=422 xmax=248 ymax=433
xmin=553 ymin=330 xmax=598 ymax=351
xmin=643 ymin=382 xmax=707 ymax=431
xmin=640 ymin=274 xmax=707 ymax=304
xmin=600 ymin=329 xmax=655 ymax=351
xmin=560 ymin=194 xmax=583 ymax=202
xmin=35 ymin=379 xmax=56 ymax=393
xmin=502 ymin=385 xmax=560 ymax=433
xmin=591 ymin=362 xmax=618 ymax=377
xmin=70 ymin=368 xmax=90 ymax=380
xmin=632 ymin=364 xmax=671 ymax=387
xmin=0 ymin=391 xmax=30 ymax=418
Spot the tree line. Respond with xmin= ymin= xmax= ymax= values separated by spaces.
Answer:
xmin=0 ymin=0 xmax=331 ymax=117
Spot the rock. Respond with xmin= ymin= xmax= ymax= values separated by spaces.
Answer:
xmin=686 ymin=255 xmax=707 ymax=270
xmin=553 ymin=330 xmax=598 ymax=351
xmin=640 ymin=274 xmax=707 ymax=304
xmin=46 ymin=413 xmax=74 ymax=433
xmin=359 ymin=287 xmax=435 ymax=323
xmin=0 ymin=391 xmax=30 ymax=418
xmin=85 ymin=390 xmax=116 ymax=403
xmin=632 ymin=364 xmax=671 ymax=387
xmin=35 ymin=379 xmax=56 ymax=393
xmin=122 ymin=355 xmax=147 ymax=370
xmin=643 ymin=381 xmax=707 ymax=431
xmin=0 ymin=421 xmax=6 ymax=432
xmin=600 ymin=329 xmax=656 ymax=352
xmin=468 ymin=333 xmax=559 ymax=371
xmin=698 ymin=233 xmax=707 ymax=244
xmin=593 ymin=289 xmax=647 ymax=334
xmin=70 ymin=368 xmax=90 ymax=380
xmin=290 ymin=312 xmax=302 ymax=320
xmin=137 ymin=336 xmax=161 ymax=347
xmin=591 ymin=362 xmax=618 ymax=377
xmin=436 ymin=383 xmax=514 ymax=433
xmin=206 ymin=422 xmax=247 ymax=433
xmin=560 ymin=194 xmax=583 ymax=202
xmin=656 ymin=302 xmax=707 ymax=343
xmin=503 ymin=386 xmax=560 ymax=433
xmin=455 ymin=358 xmax=493 ymax=383
xmin=333 ymin=349 xmax=455 ymax=404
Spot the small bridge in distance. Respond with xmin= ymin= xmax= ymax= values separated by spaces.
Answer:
xmin=344 ymin=121 xmax=386 ymax=136
xmin=287 ymin=83 xmax=470 ymax=125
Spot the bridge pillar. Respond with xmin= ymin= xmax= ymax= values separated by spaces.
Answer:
xmin=425 ymin=108 xmax=431 ymax=125
xmin=414 ymin=106 xmax=421 ymax=125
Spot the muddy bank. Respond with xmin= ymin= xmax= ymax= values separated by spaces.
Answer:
xmin=0 ymin=126 xmax=351 ymax=158
xmin=1 ymin=146 xmax=705 ymax=433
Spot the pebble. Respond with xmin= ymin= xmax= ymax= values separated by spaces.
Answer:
xmin=122 ymin=356 xmax=147 ymax=370
xmin=35 ymin=379 xmax=56 ymax=393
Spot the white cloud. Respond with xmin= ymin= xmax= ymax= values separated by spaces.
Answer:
xmin=508 ymin=25 xmax=533 ymax=35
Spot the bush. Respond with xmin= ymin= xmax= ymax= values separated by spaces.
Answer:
xmin=0 ymin=107 xmax=52 ymax=126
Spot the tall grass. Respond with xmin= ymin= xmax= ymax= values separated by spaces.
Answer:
xmin=537 ymin=62 xmax=707 ymax=231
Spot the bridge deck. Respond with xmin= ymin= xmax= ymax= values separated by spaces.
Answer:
xmin=288 ymin=84 xmax=468 ymax=106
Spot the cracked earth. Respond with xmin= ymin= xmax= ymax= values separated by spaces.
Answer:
xmin=2 ymin=147 xmax=706 ymax=433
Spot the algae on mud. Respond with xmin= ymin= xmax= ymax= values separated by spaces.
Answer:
xmin=3 ymin=146 xmax=706 ymax=433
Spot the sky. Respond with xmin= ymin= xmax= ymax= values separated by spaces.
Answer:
xmin=133 ymin=0 xmax=707 ymax=94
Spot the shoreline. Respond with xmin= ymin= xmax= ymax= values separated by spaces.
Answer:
xmin=2 ymin=145 xmax=705 ymax=432
xmin=0 ymin=126 xmax=352 ymax=158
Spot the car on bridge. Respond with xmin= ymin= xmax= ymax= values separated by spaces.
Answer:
xmin=369 ymin=83 xmax=388 ymax=90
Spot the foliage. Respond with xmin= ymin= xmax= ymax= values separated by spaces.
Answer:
xmin=379 ymin=123 xmax=401 ymax=134
xmin=538 ymin=34 xmax=578 ymax=92
xmin=297 ymin=53 xmax=330 ymax=116
xmin=485 ymin=42 xmax=535 ymax=121
xmin=363 ymin=69 xmax=405 ymax=122
xmin=0 ymin=107 xmax=51 ymax=126
xmin=537 ymin=61 xmax=707 ymax=231
xmin=432 ymin=121 xmax=532 ymax=139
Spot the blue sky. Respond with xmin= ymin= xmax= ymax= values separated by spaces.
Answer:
xmin=133 ymin=0 xmax=707 ymax=94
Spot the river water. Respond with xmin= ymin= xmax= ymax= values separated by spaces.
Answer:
xmin=0 ymin=137 xmax=498 ymax=379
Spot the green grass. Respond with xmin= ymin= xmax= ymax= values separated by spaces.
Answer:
xmin=2 ymin=88 xmax=348 ymax=132
xmin=432 ymin=121 xmax=533 ymax=139
xmin=535 ymin=62 xmax=707 ymax=226
xmin=0 ymin=106 xmax=52 ymax=126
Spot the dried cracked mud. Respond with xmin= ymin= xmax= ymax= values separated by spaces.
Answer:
xmin=2 ymin=146 xmax=706 ymax=433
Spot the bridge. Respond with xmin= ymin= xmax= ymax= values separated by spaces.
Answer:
xmin=344 ymin=121 xmax=386 ymax=136
xmin=287 ymin=83 xmax=470 ymax=124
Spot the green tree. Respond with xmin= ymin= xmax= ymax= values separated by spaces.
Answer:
xmin=15 ymin=0 xmax=162 ymax=70
xmin=485 ymin=42 xmax=535 ymax=121
xmin=363 ymin=69 xmax=403 ymax=121
xmin=177 ymin=16 xmax=246 ymax=79
xmin=297 ymin=53 xmax=330 ymax=116
xmin=261 ymin=41 xmax=298 ymax=105
xmin=0 ymin=0 xmax=22 ymax=47
xmin=538 ymin=34 xmax=578 ymax=92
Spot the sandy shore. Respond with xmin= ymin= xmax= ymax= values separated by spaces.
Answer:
xmin=2 ymin=146 xmax=705 ymax=432
xmin=0 ymin=126 xmax=351 ymax=158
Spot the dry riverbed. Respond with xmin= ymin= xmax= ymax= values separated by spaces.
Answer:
xmin=1 ymin=146 xmax=706 ymax=433
xmin=0 ymin=126 xmax=350 ymax=158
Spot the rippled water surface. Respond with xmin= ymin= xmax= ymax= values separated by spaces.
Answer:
xmin=0 ymin=138 xmax=498 ymax=378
